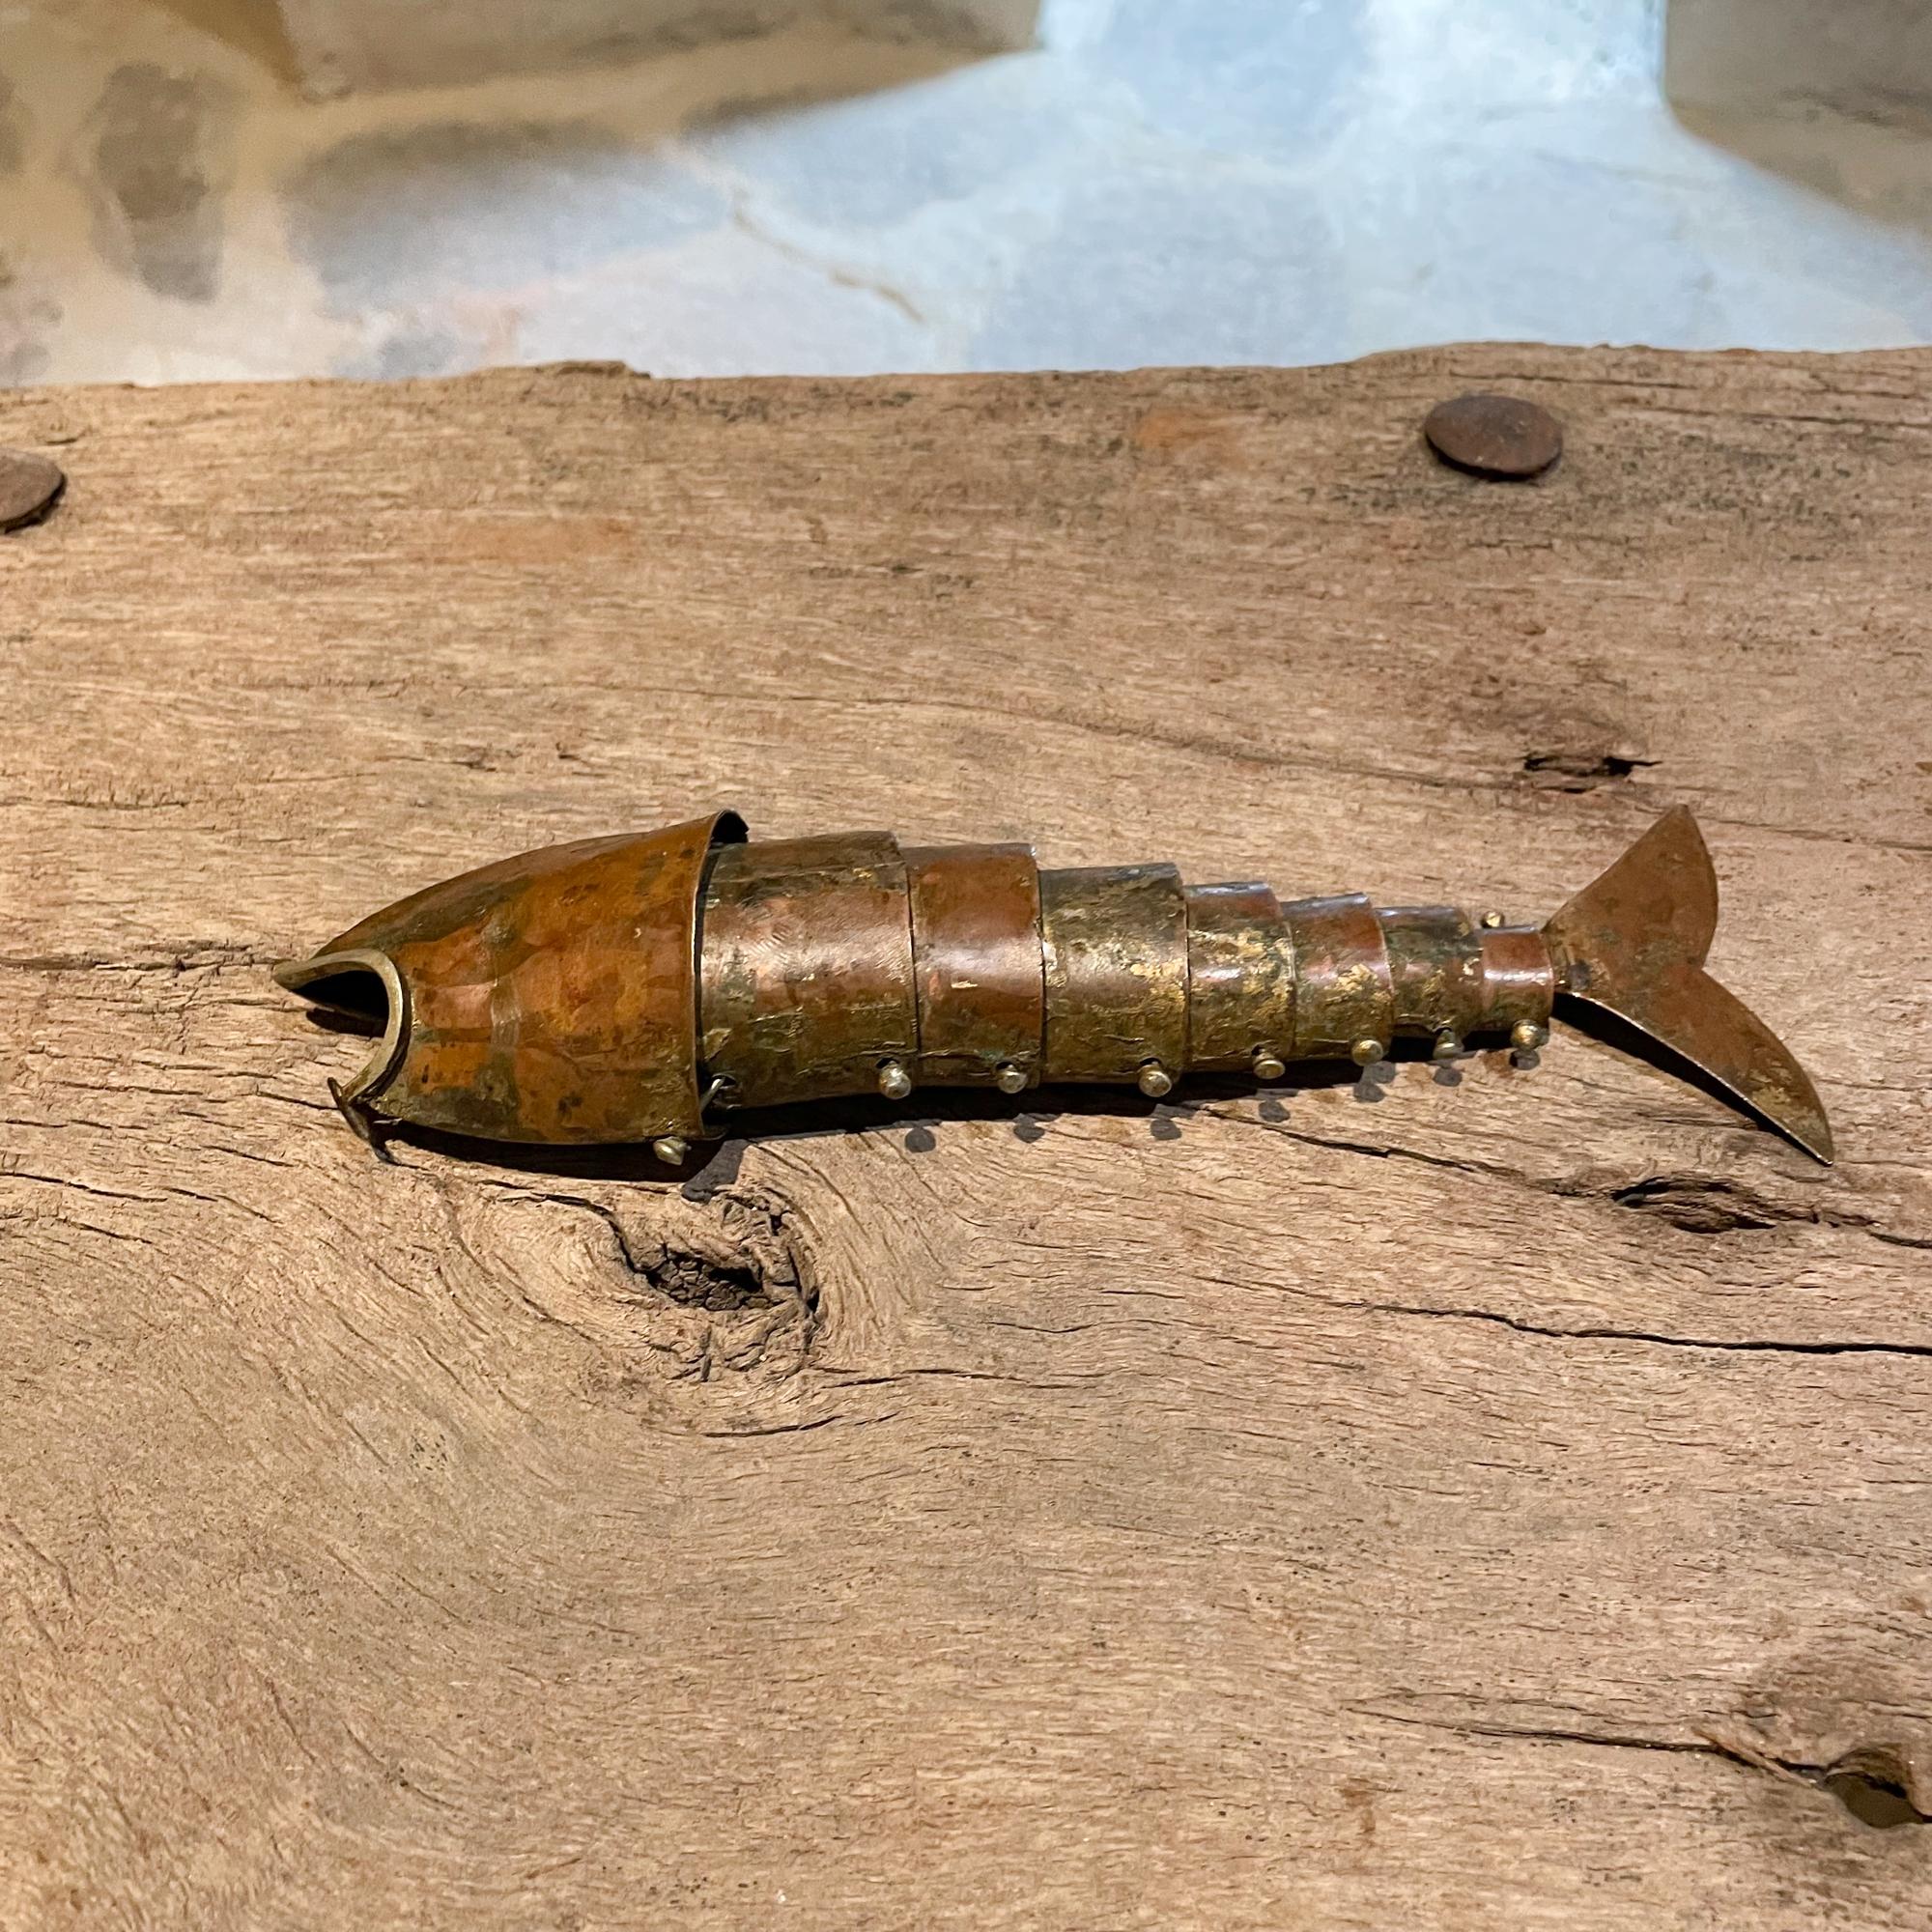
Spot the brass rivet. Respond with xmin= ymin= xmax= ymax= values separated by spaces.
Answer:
xmin=1350 ymin=1037 xmax=1386 ymax=1067
xmin=995 ymin=1062 xmax=1029 ymax=1096
xmin=651 ymin=1135 xmax=690 ymax=1165
xmin=1432 ymin=1028 xmax=1463 ymax=1062
xmin=1137 ymin=1061 xmax=1174 ymax=1099
xmin=877 ymin=1059 xmax=914 ymax=1101
xmin=1511 ymin=1020 xmax=1548 ymax=1053
xmin=1479 ymin=910 xmax=1505 ymax=929
xmin=1251 ymin=1046 xmax=1287 ymax=1082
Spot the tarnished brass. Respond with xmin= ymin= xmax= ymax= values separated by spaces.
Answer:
xmin=1380 ymin=906 xmax=1485 ymax=1044
xmin=276 ymin=806 xmax=1832 ymax=1162
xmin=1285 ymin=895 xmax=1395 ymax=1062
xmin=698 ymin=832 xmax=918 ymax=1109
xmin=1183 ymin=882 xmax=1295 ymax=1070
xmin=1039 ymin=865 xmax=1189 ymax=1084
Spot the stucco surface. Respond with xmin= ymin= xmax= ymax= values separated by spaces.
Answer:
xmin=4 ymin=0 xmax=1932 ymax=384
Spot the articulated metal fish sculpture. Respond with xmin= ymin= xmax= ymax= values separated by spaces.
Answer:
xmin=275 ymin=806 xmax=1833 ymax=1165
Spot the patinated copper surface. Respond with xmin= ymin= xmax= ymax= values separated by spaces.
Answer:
xmin=273 ymin=810 xmax=743 ymax=1144
xmin=1039 ymin=864 xmax=1190 ymax=1083
xmin=904 ymin=843 xmax=1043 ymax=1088
xmin=1381 ymin=906 xmax=1486 ymax=1044
xmin=1183 ymin=882 xmax=1296 ymax=1070
xmin=699 ymin=831 xmax=919 ymax=1109
xmin=1478 ymin=926 xmax=1556 ymax=1037
xmin=0 ymin=447 xmax=65 ymax=533
xmin=1424 ymin=392 xmax=1564 ymax=480
xmin=277 ymin=805 xmax=1832 ymax=1162
xmin=1284 ymin=894 xmax=1396 ymax=1060
xmin=1543 ymin=806 xmax=1832 ymax=1161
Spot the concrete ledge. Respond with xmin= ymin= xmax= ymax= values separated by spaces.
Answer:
xmin=1667 ymin=0 xmax=1932 ymax=128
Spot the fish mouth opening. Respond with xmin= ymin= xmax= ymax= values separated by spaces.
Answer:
xmin=273 ymin=947 xmax=410 ymax=1109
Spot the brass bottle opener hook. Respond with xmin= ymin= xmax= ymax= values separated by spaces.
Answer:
xmin=275 ymin=807 xmax=1832 ymax=1166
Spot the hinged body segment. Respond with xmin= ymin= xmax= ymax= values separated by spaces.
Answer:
xmin=696 ymin=841 xmax=1556 ymax=1109
xmin=904 ymin=844 xmax=1044 ymax=1089
xmin=276 ymin=807 xmax=1833 ymax=1163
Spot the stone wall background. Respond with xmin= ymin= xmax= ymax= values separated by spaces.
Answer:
xmin=5 ymin=0 xmax=1932 ymax=385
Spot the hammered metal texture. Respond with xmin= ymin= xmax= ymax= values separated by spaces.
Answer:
xmin=1283 ymin=893 xmax=1395 ymax=1059
xmin=1183 ymin=882 xmax=1296 ymax=1069
xmin=904 ymin=843 xmax=1044 ymax=1087
xmin=1380 ymin=906 xmax=1486 ymax=1041
xmin=1477 ymin=927 xmax=1556 ymax=1035
xmin=1039 ymin=864 xmax=1189 ymax=1082
xmin=276 ymin=807 xmax=1830 ymax=1163
xmin=699 ymin=831 xmax=919 ymax=1108
xmin=312 ymin=810 xmax=741 ymax=1143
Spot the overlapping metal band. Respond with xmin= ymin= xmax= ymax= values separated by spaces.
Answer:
xmin=1284 ymin=894 xmax=1396 ymax=1058
xmin=699 ymin=832 xmax=919 ymax=1107
xmin=1038 ymin=864 xmax=1190 ymax=1082
xmin=904 ymin=844 xmax=1045 ymax=1088
xmin=1184 ymin=882 xmax=1296 ymax=1069
xmin=695 ymin=835 xmax=1558 ymax=1111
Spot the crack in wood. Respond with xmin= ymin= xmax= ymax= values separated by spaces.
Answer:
xmin=1359 ymin=1700 xmax=1929 ymax=1830
xmin=1350 ymin=1297 xmax=1932 ymax=1361
xmin=1209 ymin=1108 xmax=1930 ymax=1259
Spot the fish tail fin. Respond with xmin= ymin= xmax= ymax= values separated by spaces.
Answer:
xmin=1543 ymin=807 xmax=1833 ymax=1162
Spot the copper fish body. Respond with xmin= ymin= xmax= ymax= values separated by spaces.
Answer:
xmin=275 ymin=806 xmax=1833 ymax=1164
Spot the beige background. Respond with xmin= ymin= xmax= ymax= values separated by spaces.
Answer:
xmin=11 ymin=0 xmax=1932 ymax=391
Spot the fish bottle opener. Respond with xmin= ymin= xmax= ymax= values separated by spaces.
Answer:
xmin=276 ymin=807 xmax=1832 ymax=1164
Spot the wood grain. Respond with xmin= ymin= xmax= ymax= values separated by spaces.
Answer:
xmin=2 ymin=346 xmax=1929 ymax=1929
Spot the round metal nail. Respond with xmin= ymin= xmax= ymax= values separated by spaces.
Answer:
xmin=1251 ymin=1046 xmax=1287 ymax=1082
xmin=1137 ymin=1061 xmax=1174 ymax=1099
xmin=995 ymin=1062 xmax=1029 ymax=1096
xmin=1432 ymin=1028 xmax=1463 ymax=1062
xmin=1511 ymin=1020 xmax=1549 ymax=1053
xmin=1479 ymin=910 xmax=1505 ymax=930
xmin=651 ymin=1135 xmax=690 ymax=1165
xmin=877 ymin=1059 xmax=914 ymax=1101
xmin=1350 ymin=1037 xmax=1386 ymax=1067
xmin=1424 ymin=393 xmax=1563 ymax=481
xmin=0 ymin=449 xmax=65 ymax=532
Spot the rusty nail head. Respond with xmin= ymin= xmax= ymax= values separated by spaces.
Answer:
xmin=1424 ymin=393 xmax=1563 ymax=480
xmin=0 ymin=448 xmax=66 ymax=531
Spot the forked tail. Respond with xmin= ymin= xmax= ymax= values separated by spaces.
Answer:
xmin=1542 ymin=807 xmax=1833 ymax=1162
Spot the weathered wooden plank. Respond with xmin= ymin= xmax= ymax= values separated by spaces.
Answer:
xmin=2 ymin=347 xmax=1928 ymax=1929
